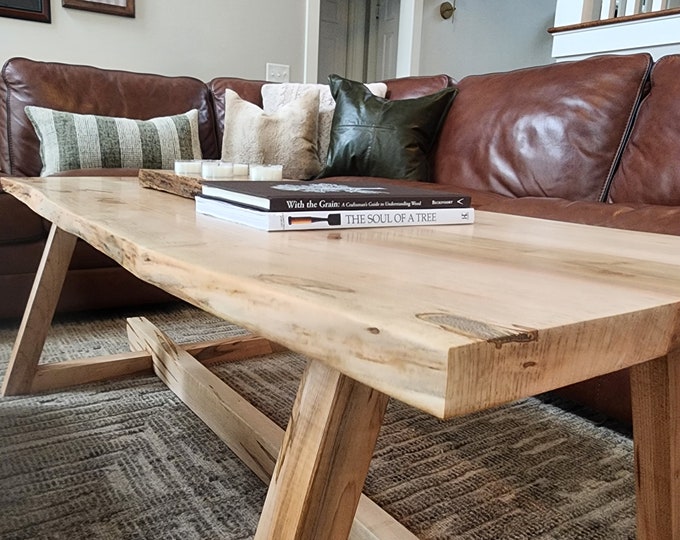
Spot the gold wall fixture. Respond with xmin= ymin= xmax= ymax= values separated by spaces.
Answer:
xmin=440 ymin=1 xmax=455 ymax=20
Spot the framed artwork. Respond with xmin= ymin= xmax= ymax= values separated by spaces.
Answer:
xmin=62 ymin=0 xmax=134 ymax=17
xmin=0 ymin=0 xmax=51 ymax=23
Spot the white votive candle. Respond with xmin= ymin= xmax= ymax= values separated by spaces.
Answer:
xmin=201 ymin=160 xmax=233 ymax=180
xmin=233 ymin=163 xmax=249 ymax=177
xmin=249 ymin=164 xmax=264 ymax=181
xmin=174 ymin=159 xmax=202 ymax=175
xmin=250 ymin=164 xmax=283 ymax=181
xmin=265 ymin=164 xmax=283 ymax=180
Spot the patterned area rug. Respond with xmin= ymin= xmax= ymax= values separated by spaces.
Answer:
xmin=0 ymin=303 xmax=635 ymax=539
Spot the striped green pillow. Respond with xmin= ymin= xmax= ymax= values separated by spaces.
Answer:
xmin=24 ymin=106 xmax=202 ymax=176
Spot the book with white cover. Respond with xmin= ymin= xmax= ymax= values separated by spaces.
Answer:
xmin=195 ymin=195 xmax=474 ymax=231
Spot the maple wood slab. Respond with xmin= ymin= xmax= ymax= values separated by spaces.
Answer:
xmin=2 ymin=176 xmax=679 ymax=539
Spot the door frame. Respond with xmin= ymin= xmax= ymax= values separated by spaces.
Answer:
xmin=304 ymin=0 xmax=423 ymax=82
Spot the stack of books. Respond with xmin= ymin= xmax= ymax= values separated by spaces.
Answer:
xmin=195 ymin=179 xmax=474 ymax=231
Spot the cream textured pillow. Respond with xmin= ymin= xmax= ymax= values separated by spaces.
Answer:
xmin=24 ymin=106 xmax=202 ymax=177
xmin=261 ymin=81 xmax=387 ymax=165
xmin=221 ymin=87 xmax=321 ymax=180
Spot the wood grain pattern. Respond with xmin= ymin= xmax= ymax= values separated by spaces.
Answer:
xmin=255 ymin=359 xmax=390 ymax=540
xmin=126 ymin=317 xmax=414 ymax=540
xmin=630 ymin=350 xmax=680 ymax=540
xmin=1 ymin=224 xmax=76 ymax=396
xmin=28 ymin=335 xmax=284 ymax=393
xmin=3 ymin=176 xmax=680 ymax=419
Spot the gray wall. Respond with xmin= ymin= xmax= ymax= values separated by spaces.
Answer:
xmin=419 ymin=0 xmax=556 ymax=80
xmin=0 ymin=0 xmax=556 ymax=84
xmin=0 ymin=0 xmax=306 ymax=81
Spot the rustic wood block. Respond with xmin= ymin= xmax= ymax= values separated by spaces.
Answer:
xmin=138 ymin=169 xmax=202 ymax=199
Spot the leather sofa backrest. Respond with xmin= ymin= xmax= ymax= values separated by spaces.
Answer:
xmin=0 ymin=57 xmax=218 ymax=177
xmin=382 ymin=74 xmax=455 ymax=99
xmin=208 ymin=77 xmax=269 ymax=151
xmin=433 ymin=53 xmax=653 ymax=202
xmin=208 ymin=74 xmax=455 ymax=150
xmin=607 ymin=54 xmax=680 ymax=204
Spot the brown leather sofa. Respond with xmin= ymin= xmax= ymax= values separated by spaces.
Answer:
xmin=430 ymin=52 xmax=680 ymax=426
xmin=2 ymin=53 xmax=678 ymax=426
xmin=0 ymin=57 xmax=451 ymax=321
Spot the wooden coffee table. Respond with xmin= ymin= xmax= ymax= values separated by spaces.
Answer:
xmin=2 ymin=176 xmax=679 ymax=539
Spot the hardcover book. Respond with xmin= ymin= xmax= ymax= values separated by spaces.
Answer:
xmin=200 ymin=179 xmax=471 ymax=212
xmin=195 ymin=195 xmax=475 ymax=231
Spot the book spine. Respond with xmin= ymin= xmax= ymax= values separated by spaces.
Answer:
xmin=269 ymin=195 xmax=471 ymax=212
xmin=279 ymin=207 xmax=474 ymax=231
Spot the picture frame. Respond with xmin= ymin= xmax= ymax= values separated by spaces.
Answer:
xmin=62 ymin=0 xmax=134 ymax=18
xmin=0 ymin=0 xmax=51 ymax=23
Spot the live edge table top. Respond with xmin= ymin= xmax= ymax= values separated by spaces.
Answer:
xmin=4 ymin=175 xmax=680 ymax=420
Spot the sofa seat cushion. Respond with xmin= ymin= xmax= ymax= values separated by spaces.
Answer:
xmin=0 ymin=192 xmax=45 ymax=244
xmin=320 ymin=75 xmax=457 ymax=181
xmin=52 ymin=168 xmax=141 ymax=177
xmin=433 ymin=53 xmax=653 ymax=202
xmin=480 ymin=196 xmax=680 ymax=235
xmin=0 ymin=241 xmax=45 ymax=274
xmin=25 ymin=106 xmax=202 ymax=176
xmin=608 ymin=54 xmax=680 ymax=205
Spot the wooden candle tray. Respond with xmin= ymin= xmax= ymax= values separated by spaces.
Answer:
xmin=138 ymin=169 xmax=202 ymax=199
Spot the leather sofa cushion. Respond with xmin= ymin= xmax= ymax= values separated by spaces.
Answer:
xmin=0 ymin=193 xmax=44 ymax=244
xmin=433 ymin=53 xmax=652 ymax=202
xmin=0 ymin=241 xmax=44 ymax=274
xmin=209 ymin=77 xmax=269 ymax=149
xmin=209 ymin=74 xmax=455 ymax=156
xmin=478 ymin=195 xmax=680 ymax=236
xmin=0 ymin=57 xmax=218 ymax=177
xmin=382 ymin=74 xmax=455 ymax=100
xmin=608 ymin=54 xmax=680 ymax=205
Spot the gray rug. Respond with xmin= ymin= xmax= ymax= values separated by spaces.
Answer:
xmin=0 ymin=303 xmax=635 ymax=539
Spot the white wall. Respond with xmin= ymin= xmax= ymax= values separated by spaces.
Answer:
xmin=418 ymin=0 xmax=556 ymax=80
xmin=0 ymin=0 xmax=556 ymax=84
xmin=0 ymin=0 xmax=307 ymax=82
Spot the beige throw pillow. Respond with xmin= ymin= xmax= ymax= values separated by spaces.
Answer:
xmin=261 ymin=81 xmax=387 ymax=165
xmin=221 ymin=88 xmax=321 ymax=180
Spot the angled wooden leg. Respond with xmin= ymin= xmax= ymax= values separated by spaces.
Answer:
xmin=2 ymin=224 xmax=77 ymax=396
xmin=630 ymin=350 xmax=680 ymax=540
xmin=127 ymin=316 xmax=416 ymax=540
xmin=255 ymin=359 xmax=390 ymax=540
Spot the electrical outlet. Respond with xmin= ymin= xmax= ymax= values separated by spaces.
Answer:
xmin=266 ymin=63 xmax=290 ymax=83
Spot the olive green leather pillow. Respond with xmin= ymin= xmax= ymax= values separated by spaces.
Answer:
xmin=318 ymin=74 xmax=457 ymax=181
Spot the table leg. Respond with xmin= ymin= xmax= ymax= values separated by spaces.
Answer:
xmin=2 ymin=224 xmax=77 ymax=396
xmin=630 ymin=350 xmax=680 ymax=539
xmin=255 ymin=359 xmax=390 ymax=540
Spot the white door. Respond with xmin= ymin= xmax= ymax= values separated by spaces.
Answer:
xmin=317 ymin=0 xmax=350 ymax=83
xmin=317 ymin=0 xmax=399 ymax=83
xmin=373 ymin=0 xmax=400 ymax=81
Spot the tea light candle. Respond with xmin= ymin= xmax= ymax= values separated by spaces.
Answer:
xmin=249 ymin=164 xmax=283 ymax=181
xmin=174 ymin=159 xmax=202 ymax=175
xmin=201 ymin=160 xmax=233 ymax=180
xmin=233 ymin=163 xmax=249 ymax=177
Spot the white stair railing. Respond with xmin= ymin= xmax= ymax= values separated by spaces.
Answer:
xmin=557 ymin=0 xmax=676 ymax=24
xmin=600 ymin=0 xmax=673 ymax=20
